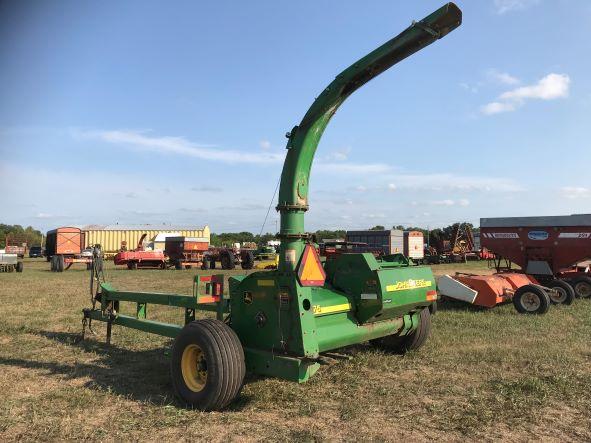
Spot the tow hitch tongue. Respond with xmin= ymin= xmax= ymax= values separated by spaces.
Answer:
xmin=82 ymin=3 xmax=462 ymax=411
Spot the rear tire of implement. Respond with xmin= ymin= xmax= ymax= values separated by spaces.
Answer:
xmin=170 ymin=319 xmax=245 ymax=411
xmin=50 ymin=256 xmax=56 ymax=272
xmin=546 ymin=279 xmax=575 ymax=305
xmin=572 ymin=276 xmax=591 ymax=299
xmin=220 ymin=251 xmax=235 ymax=270
xmin=240 ymin=251 xmax=254 ymax=270
xmin=57 ymin=255 xmax=65 ymax=272
xmin=16 ymin=261 xmax=23 ymax=273
xmin=428 ymin=300 xmax=438 ymax=315
xmin=371 ymin=308 xmax=431 ymax=354
xmin=513 ymin=284 xmax=550 ymax=314
xmin=201 ymin=259 xmax=210 ymax=270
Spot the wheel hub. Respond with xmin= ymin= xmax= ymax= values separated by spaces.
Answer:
xmin=522 ymin=292 xmax=541 ymax=311
xmin=181 ymin=344 xmax=207 ymax=392
xmin=549 ymin=287 xmax=566 ymax=303
xmin=575 ymin=282 xmax=591 ymax=298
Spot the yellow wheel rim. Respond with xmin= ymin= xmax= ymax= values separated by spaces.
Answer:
xmin=181 ymin=344 xmax=207 ymax=392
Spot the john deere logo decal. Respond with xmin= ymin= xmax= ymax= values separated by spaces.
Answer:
xmin=386 ymin=279 xmax=432 ymax=292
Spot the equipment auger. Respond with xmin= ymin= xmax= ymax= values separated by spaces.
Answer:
xmin=83 ymin=3 xmax=462 ymax=410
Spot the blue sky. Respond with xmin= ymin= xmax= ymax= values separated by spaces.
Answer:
xmin=1 ymin=0 xmax=590 ymax=233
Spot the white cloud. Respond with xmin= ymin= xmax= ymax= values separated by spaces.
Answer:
xmin=481 ymin=101 xmax=518 ymax=115
xmin=259 ymin=139 xmax=271 ymax=150
xmin=35 ymin=213 xmax=54 ymax=219
xmin=355 ymin=185 xmax=367 ymax=192
xmin=323 ymin=147 xmax=351 ymax=162
xmin=191 ymin=185 xmax=223 ymax=193
xmin=500 ymin=73 xmax=570 ymax=101
xmin=387 ymin=183 xmax=397 ymax=191
xmin=458 ymin=198 xmax=470 ymax=206
xmin=487 ymin=69 xmax=520 ymax=85
xmin=432 ymin=199 xmax=455 ymax=206
xmin=383 ymin=172 xmax=523 ymax=192
xmin=78 ymin=129 xmax=285 ymax=165
xmin=314 ymin=162 xmax=391 ymax=175
xmin=562 ymin=187 xmax=591 ymax=199
xmin=77 ymin=129 xmax=387 ymax=175
xmin=481 ymin=73 xmax=570 ymax=115
xmin=494 ymin=0 xmax=539 ymax=14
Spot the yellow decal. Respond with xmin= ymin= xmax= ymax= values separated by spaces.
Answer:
xmin=386 ymin=279 xmax=432 ymax=292
xmin=313 ymin=303 xmax=351 ymax=315
xmin=257 ymin=280 xmax=275 ymax=287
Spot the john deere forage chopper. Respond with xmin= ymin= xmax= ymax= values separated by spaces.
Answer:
xmin=83 ymin=3 xmax=462 ymax=410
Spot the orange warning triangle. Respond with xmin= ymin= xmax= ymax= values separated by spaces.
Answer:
xmin=297 ymin=244 xmax=326 ymax=287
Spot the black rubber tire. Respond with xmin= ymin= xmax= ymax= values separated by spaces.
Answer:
xmin=201 ymin=259 xmax=210 ymax=270
xmin=50 ymin=256 xmax=56 ymax=272
xmin=240 ymin=251 xmax=254 ymax=270
xmin=57 ymin=255 xmax=65 ymax=272
xmin=16 ymin=261 xmax=23 ymax=273
xmin=175 ymin=261 xmax=183 ymax=270
xmin=210 ymin=258 xmax=216 ymax=269
xmin=571 ymin=276 xmax=591 ymax=299
xmin=371 ymin=308 xmax=431 ymax=354
xmin=220 ymin=251 xmax=235 ymax=270
xmin=428 ymin=300 xmax=438 ymax=315
xmin=513 ymin=284 xmax=550 ymax=314
xmin=129 ymin=261 xmax=137 ymax=270
xmin=170 ymin=319 xmax=245 ymax=411
xmin=546 ymin=279 xmax=575 ymax=305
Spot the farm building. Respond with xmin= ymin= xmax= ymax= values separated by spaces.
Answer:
xmin=81 ymin=224 xmax=210 ymax=257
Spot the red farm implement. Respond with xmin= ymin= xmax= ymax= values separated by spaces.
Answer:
xmin=481 ymin=214 xmax=591 ymax=298
xmin=114 ymin=234 xmax=166 ymax=269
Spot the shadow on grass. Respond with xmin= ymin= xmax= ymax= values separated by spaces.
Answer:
xmin=0 ymin=329 xmax=253 ymax=411
xmin=435 ymin=299 xmax=491 ymax=313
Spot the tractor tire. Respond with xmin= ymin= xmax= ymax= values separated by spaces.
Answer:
xmin=129 ymin=261 xmax=137 ymax=270
xmin=371 ymin=308 xmax=431 ymax=354
xmin=16 ymin=261 xmax=23 ymax=273
xmin=240 ymin=251 xmax=254 ymax=270
xmin=170 ymin=319 xmax=245 ymax=411
xmin=513 ymin=284 xmax=550 ymax=314
xmin=571 ymin=276 xmax=591 ymax=299
xmin=428 ymin=300 xmax=438 ymax=315
xmin=220 ymin=251 xmax=235 ymax=270
xmin=201 ymin=259 xmax=210 ymax=270
xmin=50 ymin=256 xmax=56 ymax=272
xmin=546 ymin=279 xmax=575 ymax=305
xmin=57 ymin=255 xmax=65 ymax=272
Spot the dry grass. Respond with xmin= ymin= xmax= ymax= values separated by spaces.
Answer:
xmin=1 ymin=259 xmax=590 ymax=442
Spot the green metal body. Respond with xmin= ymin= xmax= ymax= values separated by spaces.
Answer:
xmin=85 ymin=3 xmax=461 ymax=383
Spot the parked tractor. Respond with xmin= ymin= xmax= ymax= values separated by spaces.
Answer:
xmin=82 ymin=3 xmax=462 ymax=410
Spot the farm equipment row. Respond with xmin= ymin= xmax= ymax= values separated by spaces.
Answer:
xmin=438 ymin=214 xmax=591 ymax=313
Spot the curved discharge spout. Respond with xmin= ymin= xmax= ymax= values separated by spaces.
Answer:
xmin=277 ymin=3 xmax=462 ymax=271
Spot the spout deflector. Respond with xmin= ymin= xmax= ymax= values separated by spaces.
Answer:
xmin=277 ymin=3 xmax=462 ymax=270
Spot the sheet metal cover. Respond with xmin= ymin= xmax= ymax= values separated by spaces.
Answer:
xmin=297 ymin=244 xmax=326 ymax=287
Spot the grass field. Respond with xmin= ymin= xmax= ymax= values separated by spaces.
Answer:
xmin=1 ymin=259 xmax=590 ymax=441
